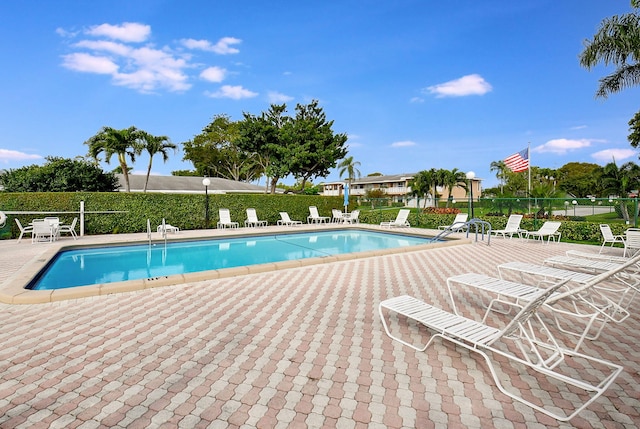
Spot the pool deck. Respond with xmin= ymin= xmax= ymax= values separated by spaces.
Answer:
xmin=0 ymin=224 xmax=639 ymax=428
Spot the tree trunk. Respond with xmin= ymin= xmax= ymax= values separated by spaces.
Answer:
xmin=144 ymin=161 xmax=153 ymax=193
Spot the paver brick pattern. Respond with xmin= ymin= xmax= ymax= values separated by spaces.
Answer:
xmin=1 ymin=236 xmax=639 ymax=428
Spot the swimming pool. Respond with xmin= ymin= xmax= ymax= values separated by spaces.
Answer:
xmin=28 ymin=230 xmax=434 ymax=290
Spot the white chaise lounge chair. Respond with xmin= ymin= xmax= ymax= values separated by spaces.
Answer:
xmin=15 ymin=218 xmax=34 ymax=243
xmin=599 ymin=224 xmax=625 ymax=253
xmin=438 ymin=213 xmax=468 ymax=231
xmin=379 ymin=279 xmax=622 ymax=421
xmin=491 ymin=214 xmax=526 ymax=239
xmin=624 ymin=228 xmax=640 ymax=257
xmin=524 ymin=221 xmax=561 ymax=243
xmin=380 ymin=209 xmax=410 ymax=228
xmin=217 ymin=208 xmax=239 ymax=229
xmin=307 ymin=206 xmax=330 ymax=224
xmin=278 ymin=212 xmax=302 ymax=226
xmin=245 ymin=208 xmax=268 ymax=227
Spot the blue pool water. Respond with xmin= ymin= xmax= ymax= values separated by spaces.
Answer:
xmin=29 ymin=230 xmax=433 ymax=290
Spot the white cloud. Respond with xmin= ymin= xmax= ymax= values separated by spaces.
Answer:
xmin=181 ymin=37 xmax=241 ymax=54
xmin=86 ymin=22 xmax=151 ymax=43
xmin=533 ymin=138 xmax=593 ymax=154
xmin=267 ymin=91 xmax=293 ymax=103
xmin=391 ymin=140 xmax=417 ymax=148
xmin=591 ymin=148 xmax=638 ymax=163
xmin=409 ymin=96 xmax=424 ymax=103
xmin=75 ymin=40 xmax=132 ymax=56
xmin=206 ymin=85 xmax=258 ymax=99
xmin=62 ymin=53 xmax=119 ymax=74
xmin=0 ymin=149 xmax=42 ymax=163
xmin=200 ymin=66 xmax=227 ymax=82
xmin=424 ymin=74 xmax=492 ymax=98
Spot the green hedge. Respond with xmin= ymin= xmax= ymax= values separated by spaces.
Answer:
xmin=0 ymin=192 xmax=346 ymax=239
xmin=0 ymin=194 xmax=625 ymax=245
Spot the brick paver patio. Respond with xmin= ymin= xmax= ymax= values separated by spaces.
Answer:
xmin=0 ymin=228 xmax=639 ymax=428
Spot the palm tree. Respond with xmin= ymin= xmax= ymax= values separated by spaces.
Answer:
xmin=490 ymin=160 xmax=508 ymax=194
xmin=84 ymin=126 xmax=144 ymax=192
xmin=579 ymin=1 xmax=640 ymax=99
xmin=338 ymin=156 xmax=361 ymax=184
xmin=141 ymin=133 xmax=177 ymax=192
xmin=410 ymin=169 xmax=435 ymax=208
xmin=601 ymin=161 xmax=640 ymax=221
xmin=442 ymin=168 xmax=467 ymax=207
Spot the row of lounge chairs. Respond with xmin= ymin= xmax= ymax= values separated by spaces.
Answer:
xmin=206 ymin=207 xmax=360 ymax=230
xmin=379 ymin=246 xmax=640 ymax=421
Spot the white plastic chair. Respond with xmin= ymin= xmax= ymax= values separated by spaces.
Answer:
xmin=14 ymin=218 xmax=34 ymax=243
xmin=599 ymin=224 xmax=625 ymax=253
xmin=524 ymin=221 xmax=561 ymax=243
xmin=624 ymin=228 xmax=640 ymax=257
xmin=307 ymin=206 xmax=330 ymax=224
xmin=277 ymin=212 xmax=302 ymax=226
xmin=438 ymin=213 xmax=468 ymax=231
xmin=217 ymin=209 xmax=239 ymax=229
xmin=32 ymin=219 xmax=55 ymax=243
xmin=380 ymin=279 xmax=622 ymax=421
xmin=380 ymin=209 xmax=410 ymax=228
xmin=245 ymin=208 xmax=267 ymax=227
xmin=331 ymin=209 xmax=345 ymax=223
xmin=346 ymin=209 xmax=360 ymax=224
xmin=492 ymin=214 xmax=526 ymax=239
xmin=58 ymin=218 xmax=78 ymax=240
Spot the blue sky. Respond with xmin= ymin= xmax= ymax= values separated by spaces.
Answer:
xmin=2 ymin=1 xmax=640 ymax=189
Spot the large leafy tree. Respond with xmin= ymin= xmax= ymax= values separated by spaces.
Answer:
xmin=236 ymin=104 xmax=290 ymax=194
xmin=84 ymin=126 xmax=145 ymax=192
xmin=182 ymin=115 xmax=263 ymax=182
xmin=285 ymin=100 xmax=348 ymax=189
xmin=556 ymin=162 xmax=603 ymax=198
xmin=0 ymin=156 xmax=119 ymax=192
xmin=141 ymin=133 xmax=176 ymax=192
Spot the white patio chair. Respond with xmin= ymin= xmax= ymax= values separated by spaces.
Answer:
xmin=245 ymin=208 xmax=267 ymax=227
xmin=277 ymin=212 xmax=302 ymax=226
xmin=217 ymin=208 xmax=239 ymax=229
xmin=524 ymin=221 xmax=561 ymax=244
xmin=438 ymin=213 xmax=468 ymax=231
xmin=32 ymin=219 xmax=55 ymax=243
xmin=380 ymin=209 xmax=410 ymax=228
xmin=346 ymin=209 xmax=360 ymax=224
xmin=15 ymin=218 xmax=34 ymax=243
xmin=307 ymin=206 xmax=330 ymax=224
xmin=58 ymin=217 xmax=78 ymax=240
xmin=331 ymin=209 xmax=345 ymax=223
xmin=599 ymin=224 xmax=625 ymax=253
xmin=624 ymin=228 xmax=640 ymax=257
xmin=380 ymin=279 xmax=622 ymax=421
xmin=491 ymin=214 xmax=526 ymax=239
xmin=157 ymin=219 xmax=179 ymax=235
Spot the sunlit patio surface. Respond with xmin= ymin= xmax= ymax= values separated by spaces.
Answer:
xmin=0 ymin=224 xmax=639 ymax=428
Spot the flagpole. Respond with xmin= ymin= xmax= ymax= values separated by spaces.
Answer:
xmin=527 ymin=142 xmax=531 ymax=214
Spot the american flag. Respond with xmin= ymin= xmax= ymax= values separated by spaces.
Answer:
xmin=504 ymin=147 xmax=529 ymax=173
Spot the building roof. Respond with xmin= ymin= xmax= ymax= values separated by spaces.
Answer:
xmin=116 ymin=174 xmax=271 ymax=194
xmin=323 ymin=173 xmax=418 ymax=186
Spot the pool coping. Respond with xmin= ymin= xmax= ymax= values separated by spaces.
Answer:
xmin=0 ymin=224 xmax=471 ymax=304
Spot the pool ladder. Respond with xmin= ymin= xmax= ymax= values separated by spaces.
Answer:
xmin=431 ymin=218 xmax=492 ymax=245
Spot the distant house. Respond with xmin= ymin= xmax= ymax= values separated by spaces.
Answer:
xmin=116 ymin=174 xmax=275 ymax=194
xmin=321 ymin=173 xmax=482 ymax=207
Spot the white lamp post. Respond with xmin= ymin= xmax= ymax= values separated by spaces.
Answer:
xmin=202 ymin=178 xmax=211 ymax=228
xmin=466 ymin=171 xmax=475 ymax=218
xmin=572 ymin=199 xmax=577 ymax=217
xmin=591 ymin=197 xmax=596 ymax=215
